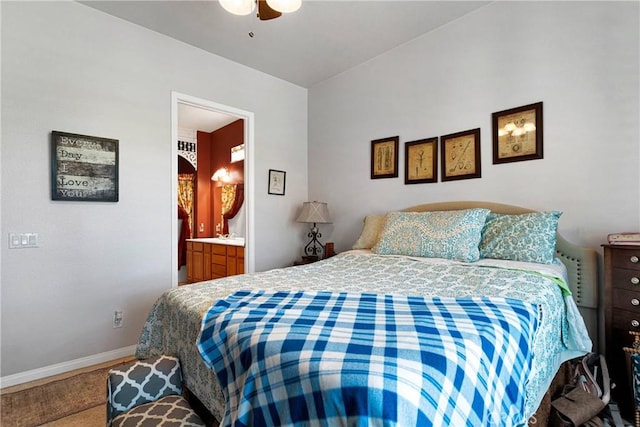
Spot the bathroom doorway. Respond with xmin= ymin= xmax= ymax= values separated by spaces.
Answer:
xmin=171 ymin=92 xmax=254 ymax=286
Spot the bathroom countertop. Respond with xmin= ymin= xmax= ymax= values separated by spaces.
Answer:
xmin=186 ymin=237 xmax=245 ymax=247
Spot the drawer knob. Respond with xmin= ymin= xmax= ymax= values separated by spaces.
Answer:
xmin=632 ymin=256 xmax=639 ymax=263
xmin=633 ymin=298 xmax=640 ymax=306
xmin=633 ymin=320 xmax=640 ymax=328
xmin=632 ymin=277 xmax=640 ymax=285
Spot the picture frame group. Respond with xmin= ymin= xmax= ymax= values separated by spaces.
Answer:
xmin=370 ymin=101 xmax=543 ymax=184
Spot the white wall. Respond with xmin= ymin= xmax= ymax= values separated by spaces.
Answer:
xmin=1 ymin=1 xmax=308 ymax=378
xmin=309 ymin=1 xmax=639 ymax=253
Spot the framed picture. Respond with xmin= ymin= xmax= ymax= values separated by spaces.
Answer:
xmin=492 ymin=102 xmax=543 ymax=164
xmin=441 ymin=128 xmax=481 ymax=182
xmin=405 ymin=137 xmax=438 ymax=184
xmin=268 ymin=169 xmax=286 ymax=195
xmin=51 ymin=131 xmax=119 ymax=202
xmin=370 ymin=136 xmax=399 ymax=179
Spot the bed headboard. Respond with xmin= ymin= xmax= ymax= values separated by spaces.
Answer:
xmin=403 ymin=201 xmax=600 ymax=349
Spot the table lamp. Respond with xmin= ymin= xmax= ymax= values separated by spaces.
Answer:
xmin=296 ymin=201 xmax=332 ymax=260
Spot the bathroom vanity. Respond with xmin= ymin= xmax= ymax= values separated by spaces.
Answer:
xmin=186 ymin=237 xmax=245 ymax=283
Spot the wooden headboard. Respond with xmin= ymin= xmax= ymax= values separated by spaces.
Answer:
xmin=403 ymin=201 xmax=600 ymax=350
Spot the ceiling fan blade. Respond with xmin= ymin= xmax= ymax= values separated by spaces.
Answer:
xmin=258 ymin=0 xmax=282 ymax=20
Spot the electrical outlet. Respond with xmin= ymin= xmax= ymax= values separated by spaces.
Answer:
xmin=113 ymin=310 xmax=123 ymax=328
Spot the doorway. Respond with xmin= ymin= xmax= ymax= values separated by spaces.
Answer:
xmin=171 ymin=92 xmax=255 ymax=287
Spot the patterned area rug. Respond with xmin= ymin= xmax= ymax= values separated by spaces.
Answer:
xmin=1 ymin=358 xmax=134 ymax=427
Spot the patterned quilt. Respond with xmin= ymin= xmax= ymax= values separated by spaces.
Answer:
xmin=197 ymin=290 xmax=539 ymax=427
xmin=136 ymin=251 xmax=591 ymax=424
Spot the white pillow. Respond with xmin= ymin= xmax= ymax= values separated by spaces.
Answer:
xmin=352 ymin=215 xmax=386 ymax=250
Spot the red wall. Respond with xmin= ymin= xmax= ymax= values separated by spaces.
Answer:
xmin=194 ymin=119 xmax=244 ymax=237
xmin=211 ymin=120 xmax=244 ymax=235
xmin=195 ymin=131 xmax=212 ymax=237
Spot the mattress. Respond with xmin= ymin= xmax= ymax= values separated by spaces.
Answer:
xmin=136 ymin=250 xmax=592 ymax=425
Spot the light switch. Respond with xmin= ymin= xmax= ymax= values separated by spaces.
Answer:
xmin=9 ymin=233 xmax=20 ymax=248
xmin=8 ymin=232 xmax=39 ymax=249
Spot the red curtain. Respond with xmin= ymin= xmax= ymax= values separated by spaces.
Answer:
xmin=223 ymin=184 xmax=244 ymax=235
xmin=178 ymin=205 xmax=191 ymax=268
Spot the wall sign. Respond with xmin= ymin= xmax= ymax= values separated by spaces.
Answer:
xmin=51 ymin=131 xmax=119 ymax=202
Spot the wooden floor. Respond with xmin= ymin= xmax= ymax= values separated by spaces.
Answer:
xmin=1 ymin=356 xmax=134 ymax=427
xmin=40 ymin=405 xmax=104 ymax=426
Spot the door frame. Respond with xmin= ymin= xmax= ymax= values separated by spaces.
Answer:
xmin=171 ymin=91 xmax=255 ymax=286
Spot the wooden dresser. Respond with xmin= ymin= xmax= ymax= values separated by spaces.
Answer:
xmin=603 ymin=244 xmax=640 ymax=417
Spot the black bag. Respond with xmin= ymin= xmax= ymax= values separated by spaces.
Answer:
xmin=551 ymin=353 xmax=611 ymax=427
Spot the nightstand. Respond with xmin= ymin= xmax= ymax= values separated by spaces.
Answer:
xmin=603 ymin=244 xmax=640 ymax=418
xmin=293 ymin=256 xmax=319 ymax=266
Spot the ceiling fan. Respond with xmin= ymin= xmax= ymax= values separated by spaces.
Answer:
xmin=219 ymin=0 xmax=302 ymax=21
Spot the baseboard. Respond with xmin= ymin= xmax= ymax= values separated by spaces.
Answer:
xmin=0 ymin=345 xmax=137 ymax=389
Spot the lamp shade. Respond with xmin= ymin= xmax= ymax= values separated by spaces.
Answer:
xmin=219 ymin=0 xmax=255 ymax=16
xmin=296 ymin=201 xmax=332 ymax=224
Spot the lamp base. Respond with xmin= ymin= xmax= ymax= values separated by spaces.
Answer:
xmin=303 ymin=223 xmax=325 ymax=259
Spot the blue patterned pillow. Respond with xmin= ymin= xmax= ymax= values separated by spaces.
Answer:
xmin=371 ymin=209 xmax=490 ymax=262
xmin=479 ymin=211 xmax=562 ymax=264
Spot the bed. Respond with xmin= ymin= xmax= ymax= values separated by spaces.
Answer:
xmin=136 ymin=201 xmax=599 ymax=426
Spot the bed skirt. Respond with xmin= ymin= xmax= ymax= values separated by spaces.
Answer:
xmin=529 ymin=360 xmax=573 ymax=426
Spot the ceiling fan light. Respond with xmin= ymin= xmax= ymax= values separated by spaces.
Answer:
xmin=219 ymin=0 xmax=255 ymax=16
xmin=266 ymin=0 xmax=301 ymax=14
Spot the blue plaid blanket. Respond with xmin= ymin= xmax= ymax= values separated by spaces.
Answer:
xmin=197 ymin=290 xmax=539 ymax=427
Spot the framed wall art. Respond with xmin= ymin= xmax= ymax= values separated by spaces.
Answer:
xmin=370 ymin=136 xmax=399 ymax=179
xmin=51 ymin=131 xmax=119 ymax=202
xmin=492 ymin=102 xmax=543 ymax=164
xmin=405 ymin=137 xmax=438 ymax=184
xmin=440 ymin=128 xmax=481 ymax=182
xmin=268 ymin=169 xmax=286 ymax=195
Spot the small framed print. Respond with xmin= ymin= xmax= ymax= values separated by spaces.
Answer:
xmin=405 ymin=137 xmax=437 ymax=184
xmin=268 ymin=169 xmax=286 ymax=195
xmin=371 ymin=136 xmax=399 ymax=179
xmin=441 ymin=128 xmax=481 ymax=182
xmin=492 ymin=102 xmax=543 ymax=164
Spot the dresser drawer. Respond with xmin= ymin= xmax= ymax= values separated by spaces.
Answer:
xmin=612 ymin=268 xmax=640 ymax=291
xmin=612 ymin=308 xmax=640 ymax=334
xmin=612 ymin=248 xmax=640 ymax=270
xmin=212 ymin=244 xmax=227 ymax=256
xmin=612 ymin=288 xmax=640 ymax=311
